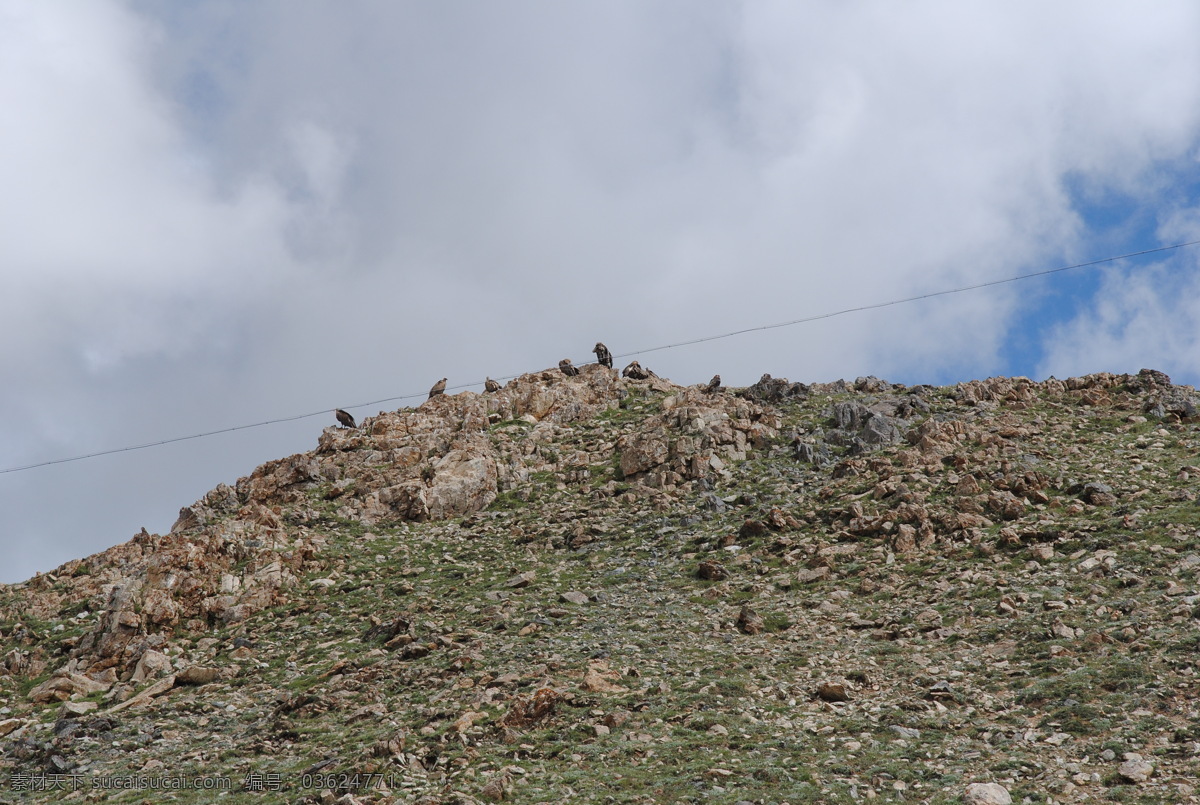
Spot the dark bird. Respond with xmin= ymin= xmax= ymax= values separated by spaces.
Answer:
xmin=559 ymin=358 xmax=579 ymax=377
xmin=484 ymin=377 xmax=501 ymax=393
xmin=429 ymin=378 xmax=447 ymax=399
xmin=622 ymin=360 xmax=651 ymax=380
xmin=335 ymin=409 xmax=356 ymax=429
xmin=592 ymin=342 xmax=613 ymax=369
xmin=704 ymin=375 xmax=722 ymax=394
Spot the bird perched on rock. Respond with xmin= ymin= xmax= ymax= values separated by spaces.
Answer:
xmin=484 ymin=378 xmax=501 ymax=393
xmin=593 ymin=342 xmax=613 ymax=369
xmin=335 ymin=409 xmax=356 ymax=428
xmin=622 ymin=360 xmax=651 ymax=380
xmin=559 ymin=358 xmax=579 ymax=377
xmin=429 ymin=378 xmax=447 ymax=399
xmin=704 ymin=375 xmax=722 ymax=394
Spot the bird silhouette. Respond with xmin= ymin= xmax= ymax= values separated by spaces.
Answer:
xmin=592 ymin=342 xmax=613 ymax=369
xmin=622 ymin=360 xmax=651 ymax=380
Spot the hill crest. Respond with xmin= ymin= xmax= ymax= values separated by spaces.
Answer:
xmin=2 ymin=366 xmax=1199 ymax=804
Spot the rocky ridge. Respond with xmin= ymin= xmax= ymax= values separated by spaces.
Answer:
xmin=1 ymin=366 xmax=1199 ymax=804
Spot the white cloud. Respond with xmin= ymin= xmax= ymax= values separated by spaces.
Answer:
xmin=0 ymin=1 xmax=292 ymax=378
xmin=1039 ymin=205 xmax=1200 ymax=382
xmin=5 ymin=1 xmax=1200 ymax=582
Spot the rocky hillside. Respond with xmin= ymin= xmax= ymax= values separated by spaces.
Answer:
xmin=2 ymin=365 xmax=1199 ymax=804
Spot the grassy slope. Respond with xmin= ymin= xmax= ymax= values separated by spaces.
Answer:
xmin=1 ymin=380 xmax=1199 ymax=804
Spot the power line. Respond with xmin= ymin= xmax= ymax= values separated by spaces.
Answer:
xmin=4 ymin=237 xmax=1198 ymax=476
xmin=612 ymin=238 xmax=1200 ymax=359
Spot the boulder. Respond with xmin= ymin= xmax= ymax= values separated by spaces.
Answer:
xmin=740 ymin=373 xmax=809 ymax=403
xmin=29 ymin=672 xmax=112 ymax=704
xmin=130 ymin=650 xmax=173 ymax=683
xmin=426 ymin=451 xmax=498 ymax=520
xmin=964 ymin=782 xmax=1012 ymax=805
xmin=831 ymin=401 xmax=903 ymax=448
xmin=1118 ymin=756 xmax=1154 ymax=783
xmin=176 ymin=666 xmax=220 ymax=686
xmin=618 ymin=433 xmax=669 ymax=478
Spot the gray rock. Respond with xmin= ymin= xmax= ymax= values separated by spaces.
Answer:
xmin=854 ymin=376 xmax=891 ymax=392
xmin=832 ymin=401 xmax=872 ymax=431
xmin=1118 ymin=757 xmax=1153 ymax=783
xmin=1081 ymin=482 xmax=1116 ymax=506
xmin=505 ymin=571 xmax=537 ymax=588
xmin=861 ymin=414 xmax=902 ymax=445
xmin=1144 ymin=388 xmax=1199 ymax=419
xmin=963 ymin=782 xmax=1012 ymax=805
xmin=796 ymin=566 xmax=830 ymax=584
xmin=830 ymin=401 xmax=903 ymax=447
xmin=793 ymin=441 xmax=831 ymax=467
xmin=740 ymin=373 xmax=810 ymax=402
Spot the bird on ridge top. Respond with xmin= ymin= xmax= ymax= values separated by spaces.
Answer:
xmin=559 ymin=358 xmax=579 ymax=377
xmin=622 ymin=360 xmax=652 ymax=380
xmin=429 ymin=378 xmax=447 ymax=399
xmin=335 ymin=409 xmax=357 ymax=429
xmin=704 ymin=375 xmax=722 ymax=394
xmin=593 ymin=342 xmax=613 ymax=369
xmin=484 ymin=378 xmax=501 ymax=393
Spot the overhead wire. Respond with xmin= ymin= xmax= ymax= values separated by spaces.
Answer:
xmin=611 ymin=238 xmax=1200 ymax=359
xmin=3 ymin=237 xmax=1198 ymax=476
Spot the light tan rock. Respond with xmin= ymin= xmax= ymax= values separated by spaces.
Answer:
xmin=581 ymin=661 xmax=628 ymax=694
xmin=505 ymin=571 xmax=536 ymax=588
xmin=426 ymin=451 xmax=498 ymax=519
xmin=479 ymin=772 xmax=510 ymax=802
xmin=453 ymin=710 xmax=486 ymax=734
xmin=618 ymin=433 xmax=669 ymax=478
xmin=104 ymin=674 xmax=176 ymax=714
xmin=176 ymin=665 xmax=220 ymax=686
xmin=29 ymin=672 xmax=112 ymax=704
xmin=131 ymin=649 xmax=173 ymax=683
xmin=0 ymin=718 xmax=28 ymax=736
xmin=816 ymin=682 xmax=850 ymax=702
xmin=797 ymin=566 xmax=831 ymax=584
xmin=62 ymin=701 xmax=98 ymax=716
xmin=1118 ymin=757 xmax=1154 ymax=783
xmin=140 ymin=588 xmax=180 ymax=626
xmin=964 ymin=782 xmax=1012 ymax=805
xmin=1029 ymin=543 xmax=1054 ymax=561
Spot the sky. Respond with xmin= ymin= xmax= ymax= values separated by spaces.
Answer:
xmin=3 ymin=1 xmax=1200 ymax=584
